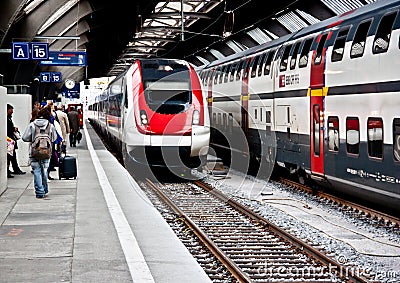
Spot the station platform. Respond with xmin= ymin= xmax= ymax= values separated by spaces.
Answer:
xmin=0 ymin=122 xmax=211 ymax=283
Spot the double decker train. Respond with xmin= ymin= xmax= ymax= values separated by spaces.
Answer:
xmin=199 ymin=0 xmax=400 ymax=213
xmin=88 ymin=58 xmax=210 ymax=174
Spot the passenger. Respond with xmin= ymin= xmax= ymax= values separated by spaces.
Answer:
xmin=67 ymin=106 xmax=80 ymax=147
xmin=55 ymin=104 xmax=70 ymax=153
xmin=45 ymin=104 xmax=63 ymax=180
xmin=31 ymin=101 xmax=42 ymax=122
xmin=22 ymin=107 xmax=57 ymax=199
xmin=30 ymin=107 xmax=40 ymax=123
xmin=7 ymin=104 xmax=26 ymax=177
xmin=33 ymin=101 xmax=41 ymax=111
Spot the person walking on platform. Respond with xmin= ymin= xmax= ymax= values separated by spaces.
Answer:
xmin=30 ymin=101 xmax=41 ymax=122
xmin=55 ymin=104 xmax=70 ymax=153
xmin=45 ymin=103 xmax=63 ymax=180
xmin=7 ymin=104 xmax=26 ymax=177
xmin=67 ymin=106 xmax=80 ymax=147
xmin=22 ymin=107 xmax=57 ymax=199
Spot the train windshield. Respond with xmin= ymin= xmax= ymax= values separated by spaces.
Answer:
xmin=144 ymin=80 xmax=191 ymax=114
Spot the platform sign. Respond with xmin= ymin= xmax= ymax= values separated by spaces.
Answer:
xmin=31 ymin=42 xmax=49 ymax=59
xmin=51 ymin=72 xmax=62 ymax=83
xmin=39 ymin=51 xmax=87 ymax=66
xmin=40 ymin=72 xmax=62 ymax=83
xmin=12 ymin=42 xmax=30 ymax=60
xmin=40 ymin=72 xmax=51 ymax=82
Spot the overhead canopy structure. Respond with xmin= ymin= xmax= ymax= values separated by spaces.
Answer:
xmin=0 ymin=0 xmax=376 ymax=96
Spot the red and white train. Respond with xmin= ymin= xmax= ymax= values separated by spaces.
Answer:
xmin=88 ymin=58 xmax=210 ymax=173
xmin=199 ymin=0 xmax=400 ymax=213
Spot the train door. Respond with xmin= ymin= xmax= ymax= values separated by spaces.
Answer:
xmin=310 ymin=90 xmax=325 ymax=176
xmin=241 ymin=58 xmax=252 ymax=136
xmin=309 ymin=32 xmax=330 ymax=177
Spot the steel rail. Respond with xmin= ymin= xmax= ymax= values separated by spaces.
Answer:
xmin=193 ymin=180 xmax=368 ymax=283
xmin=146 ymin=178 xmax=252 ymax=283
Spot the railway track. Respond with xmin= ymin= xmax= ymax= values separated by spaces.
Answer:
xmin=94 ymin=123 xmax=396 ymax=282
xmin=145 ymin=178 xmax=368 ymax=283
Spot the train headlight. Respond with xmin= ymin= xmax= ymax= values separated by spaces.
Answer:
xmin=140 ymin=110 xmax=149 ymax=125
xmin=192 ymin=110 xmax=200 ymax=125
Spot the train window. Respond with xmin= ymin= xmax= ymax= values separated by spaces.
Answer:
xmin=228 ymin=113 xmax=233 ymax=133
xmin=218 ymin=113 xmax=222 ymax=126
xmin=290 ymin=41 xmax=301 ymax=70
xmin=346 ymin=117 xmax=360 ymax=155
xmin=332 ymin=27 xmax=350 ymax=62
xmin=393 ymin=118 xmax=400 ymax=162
xmin=280 ymin=44 xmax=292 ymax=71
xmin=313 ymin=105 xmax=320 ymax=156
xmin=218 ymin=67 xmax=224 ymax=84
xmin=299 ymin=38 xmax=313 ymax=68
xmin=264 ymin=50 xmax=276 ymax=75
xmin=258 ymin=53 xmax=267 ymax=77
xmin=208 ymin=70 xmax=215 ymax=86
xmin=220 ymin=68 xmax=225 ymax=84
xmin=367 ymin=118 xmax=383 ymax=159
xmin=373 ymin=11 xmax=397 ymax=54
xmin=260 ymin=108 xmax=263 ymax=122
xmin=224 ymin=65 xmax=231 ymax=83
xmin=242 ymin=59 xmax=250 ymax=79
xmin=350 ymin=19 xmax=372 ymax=58
xmin=218 ymin=65 xmax=225 ymax=84
xmin=203 ymin=71 xmax=209 ymax=86
xmin=212 ymin=113 xmax=216 ymax=125
xmin=328 ymin=117 xmax=339 ymax=152
xmin=265 ymin=110 xmax=271 ymax=124
xmin=229 ymin=63 xmax=237 ymax=82
xmin=206 ymin=70 xmax=214 ymax=85
xmin=214 ymin=67 xmax=220 ymax=85
xmin=254 ymin=108 xmax=258 ymax=120
xmin=314 ymin=33 xmax=328 ymax=65
xmin=236 ymin=61 xmax=243 ymax=81
xmin=251 ymin=55 xmax=260 ymax=78
xmin=204 ymin=72 xmax=209 ymax=84
xmin=223 ymin=113 xmax=227 ymax=130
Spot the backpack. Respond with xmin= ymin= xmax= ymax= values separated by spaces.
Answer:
xmin=31 ymin=123 xmax=52 ymax=160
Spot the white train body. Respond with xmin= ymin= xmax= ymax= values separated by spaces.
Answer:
xmin=200 ymin=0 xmax=400 ymax=213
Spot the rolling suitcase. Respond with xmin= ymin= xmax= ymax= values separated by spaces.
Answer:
xmin=58 ymin=154 xmax=77 ymax=179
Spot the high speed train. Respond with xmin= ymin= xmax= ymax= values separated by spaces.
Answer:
xmin=88 ymin=58 xmax=210 ymax=174
xmin=199 ymin=0 xmax=400 ymax=213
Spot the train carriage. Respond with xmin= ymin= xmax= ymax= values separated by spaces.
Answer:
xmin=200 ymin=0 xmax=400 ymax=213
xmin=89 ymin=58 xmax=210 ymax=174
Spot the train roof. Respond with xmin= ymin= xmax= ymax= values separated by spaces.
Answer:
xmin=106 ymin=57 xmax=193 ymax=86
xmin=203 ymin=0 xmax=399 ymax=70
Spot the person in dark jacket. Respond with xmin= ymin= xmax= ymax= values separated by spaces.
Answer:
xmin=7 ymin=104 xmax=25 ymax=177
xmin=67 ymin=106 xmax=80 ymax=147
xmin=22 ymin=107 xmax=57 ymax=198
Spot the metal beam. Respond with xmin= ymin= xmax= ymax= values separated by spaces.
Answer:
xmin=130 ymin=37 xmax=177 ymax=42
xmin=148 ymin=12 xmax=211 ymax=19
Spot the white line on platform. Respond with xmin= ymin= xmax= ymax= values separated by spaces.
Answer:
xmin=83 ymin=123 xmax=155 ymax=283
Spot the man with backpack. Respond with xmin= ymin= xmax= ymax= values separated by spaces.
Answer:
xmin=22 ymin=107 xmax=57 ymax=199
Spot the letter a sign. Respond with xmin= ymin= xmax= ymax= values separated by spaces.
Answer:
xmin=12 ymin=42 xmax=30 ymax=60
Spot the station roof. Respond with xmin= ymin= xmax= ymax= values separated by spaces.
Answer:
xmin=0 ymin=0 xmax=376 ymax=91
